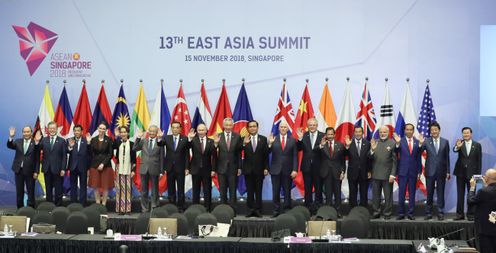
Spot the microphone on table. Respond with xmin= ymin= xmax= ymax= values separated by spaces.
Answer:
xmin=311 ymin=215 xmax=329 ymax=242
xmin=142 ymin=206 xmax=156 ymax=240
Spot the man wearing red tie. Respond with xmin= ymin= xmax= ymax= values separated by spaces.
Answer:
xmin=319 ymin=127 xmax=346 ymax=215
xmin=268 ymin=120 xmax=298 ymax=217
xmin=393 ymin=124 xmax=422 ymax=220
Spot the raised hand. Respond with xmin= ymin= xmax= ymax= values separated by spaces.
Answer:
xmin=320 ymin=136 xmax=327 ymax=146
xmin=268 ymin=134 xmax=276 ymax=145
xmin=9 ymin=127 xmax=15 ymax=138
xmin=418 ymin=133 xmax=425 ymax=145
xmin=344 ymin=135 xmax=352 ymax=147
xmin=243 ymin=135 xmax=250 ymax=145
xmin=456 ymin=139 xmax=463 ymax=149
xmin=393 ymin=132 xmax=401 ymax=143
xmin=114 ymin=128 xmax=120 ymax=138
xmin=157 ymin=129 xmax=164 ymax=139
xmin=371 ymin=138 xmax=377 ymax=151
xmin=34 ymin=130 xmax=42 ymax=142
xmin=137 ymin=128 xmax=144 ymax=139
xmin=68 ymin=138 xmax=75 ymax=147
xmin=85 ymin=133 xmax=92 ymax=143
xmin=213 ymin=134 xmax=221 ymax=145
xmin=187 ymin=128 xmax=196 ymax=139
xmin=290 ymin=171 xmax=297 ymax=179
xmin=296 ymin=128 xmax=304 ymax=140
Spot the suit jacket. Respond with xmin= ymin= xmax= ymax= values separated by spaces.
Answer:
xmin=468 ymin=183 xmax=496 ymax=235
xmin=39 ymin=136 xmax=67 ymax=174
xmin=320 ymin=140 xmax=346 ymax=179
xmin=67 ymin=137 xmax=90 ymax=173
xmin=189 ymin=136 xmax=216 ymax=175
xmin=242 ymin=134 xmax=269 ymax=175
xmin=347 ymin=138 xmax=371 ymax=180
xmin=395 ymin=137 xmax=422 ymax=177
xmin=453 ymin=140 xmax=482 ymax=179
xmin=297 ymin=131 xmax=324 ymax=173
xmin=420 ymin=137 xmax=450 ymax=177
xmin=89 ymin=136 xmax=113 ymax=168
xmin=113 ymin=140 xmax=137 ymax=169
xmin=7 ymin=138 xmax=40 ymax=175
xmin=269 ymin=135 xmax=298 ymax=176
xmin=215 ymin=132 xmax=242 ymax=175
xmin=369 ymin=138 xmax=397 ymax=180
xmin=134 ymin=137 xmax=164 ymax=176
xmin=161 ymin=135 xmax=190 ymax=174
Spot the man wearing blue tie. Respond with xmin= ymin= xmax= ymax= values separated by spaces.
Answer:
xmin=393 ymin=123 xmax=422 ymax=220
xmin=419 ymin=122 xmax=450 ymax=220
xmin=67 ymin=124 xmax=90 ymax=205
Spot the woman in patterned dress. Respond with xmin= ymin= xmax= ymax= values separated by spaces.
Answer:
xmin=113 ymin=126 xmax=136 ymax=214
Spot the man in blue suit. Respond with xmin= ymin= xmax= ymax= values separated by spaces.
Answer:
xmin=34 ymin=121 xmax=67 ymax=206
xmin=393 ymin=123 xmax=421 ymax=220
xmin=419 ymin=122 xmax=450 ymax=220
xmin=268 ymin=120 xmax=298 ymax=217
xmin=67 ymin=124 xmax=90 ymax=205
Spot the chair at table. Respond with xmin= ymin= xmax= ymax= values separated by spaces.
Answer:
xmin=195 ymin=213 xmax=217 ymax=236
xmin=184 ymin=208 xmax=202 ymax=235
xmin=211 ymin=208 xmax=232 ymax=224
xmin=67 ymin=203 xmax=84 ymax=212
xmin=287 ymin=209 xmax=306 ymax=233
xmin=162 ymin=204 xmax=179 ymax=215
xmin=82 ymin=207 xmax=101 ymax=233
xmin=340 ymin=217 xmax=368 ymax=238
xmin=315 ymin=206 xmax=338 ymax=221
xmin=134 ymin=212 xmax=150 ymax=234
xmin=273 ymin=213 xmax=298 ymax=235
xmin=65 ymin=211 xmax=88 ymax=234
xmin=187 ymin=204 xmax=207 ymax=213
xmin=151 ymin=208 xmax=169 ymax=218
xmin=51 ymin=207 xmax=70 ymax=233
xmin=16 ymin=206 xmax=36 ymax=220
xmin=212 ymin=204 xmax=235 ymax=218
xmin=37 ymin=202 xmax=56 ymax=212
xmin=89 ymin=203 xmax=108 ymax=214
xmin=291 ymin=206 xmax=311 ymax=221
xmin=168 ymin=213 xmax=189 ymax=236
xmin=32 ymin=211 xmax=53 ymax=225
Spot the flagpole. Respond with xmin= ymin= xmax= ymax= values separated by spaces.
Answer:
xmin=63 ymin=79 xmax=66 ymax=87
xmin=160 ymin=78 xmax=163 ymax=88
xmin=120 ymin=79 xmax=124 ymax=86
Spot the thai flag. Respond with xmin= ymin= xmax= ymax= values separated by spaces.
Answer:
xmin=191 ymin=81 xmax=213 ymax=129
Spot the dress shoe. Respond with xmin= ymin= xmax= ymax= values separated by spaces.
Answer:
xmin=467 ymin=216 xmax=474 ymax=221
xmin=271 ymin=212 xmax=280 ymax=218
xmin=372 ymin=214 xmax=381 ymax=219
xmin=253 ymin=210 xmax=262 ymax=218
xmin=424 ymin=215 xmax=433 ymax=220
xmin=396 ymin=216 xmax=405 ymax=220
xmin=407 ymin=215 xmax=415 ymax=220
xmin=453 ymin=215 xmax=464 ymax=221
xmin=384 ymin=216 xmax=391 ymax=220
xmin=246 ymin=212 xmax=255 ymax=218
xmin=437 ymin=215 xmax=444 ymax=221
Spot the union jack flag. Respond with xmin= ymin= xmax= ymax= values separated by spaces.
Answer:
xmin=355 ymin=81 xmax=377 ymax=141
xmin=271 ymin=81 xmax=295 ymax=135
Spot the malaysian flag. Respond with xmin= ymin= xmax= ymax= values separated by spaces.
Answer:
xmin=417 ymin=83 xmax=437 ymax=196
xmin=355 ymin=81 xmax=377 ymax=141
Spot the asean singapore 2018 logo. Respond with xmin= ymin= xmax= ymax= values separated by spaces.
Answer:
xmin=12 ymin=21 xmax=92 ymax=78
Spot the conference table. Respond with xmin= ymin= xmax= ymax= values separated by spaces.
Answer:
xmin=0 ymin=234 xmax=470 ymax=253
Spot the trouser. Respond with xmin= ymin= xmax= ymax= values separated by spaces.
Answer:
xmin=167 ymin=170 xmax=185 ymax=209
xmin=271 ymin=173 xmax=292 ymax=213
xmin=70 ymin=168 xmax=87 ymax=205
xmin=372 ymin=179 xmax=393 ymax=217
xmin=15 ymin=172 xmax=35 ymax=208
xmin=348 ymin=176 xmax=369 ymax=208
xmin=425 ymin=175 xmax=446 ymax=215
xmin=218 ymin=173 xmax=237 ymax=209
xmin=44 ymin=171 xmax=63 ymax=206
xmin=323 ymin=172 xmax=341 ymax=211
xmin=140 ymin=173 xmax=159 ymax=212
xmin=456 ymin=176 xmax=474 ymax=218
xmin=245 ymin=172 xmax=264 ymax=212
xmin=303 ymin=168 xmax=322 ymax=210
xmin=398 ymin=176 xmax=417 ymax=216
xmin=192 ymin=173 xmax=212 ymax=211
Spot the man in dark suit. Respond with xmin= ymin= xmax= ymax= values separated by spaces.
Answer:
xmin=242 ymin=120 xmax=269 ymax=217
xmin=295 ymin=118 xmax=324 ymax=212
xmin=7 ymin=126 xmax=39 ymax=208
xmin=344 ymin=126 xmax=371 ymax=208
xmin=34 ymin=121 xmax=67 ymax=206
xmin=393 ymin=124 xmax=422 ymax=220
xmin=453 ymin=126 xmax=482 ymax=220
xmin=268 ymin=120 xmax=298 ymax=217
xmin=158 ymin=121 xmax=191 ymax=210
xmin=213 ymin=118 xmax=242 ymax=209
xmin=188 ymin=123 xmax=216 ymax=211
xmin=369 ymin=126 xmax=397 ymax=219
xmin=67 ymin=124 xmax=90 ymax=205
xmin=134 ymin=125 xmax=164 ymax=212
xmin=468 ymin=169 xmax=496 ymax=253
xmin=319 ymin=127 xmax=346 ymax=214
xmin=419 ymin=122 xmax=450 ymax=220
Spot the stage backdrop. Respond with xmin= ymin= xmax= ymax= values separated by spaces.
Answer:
xmin=1 ymin=0 xmax=496 ymax=212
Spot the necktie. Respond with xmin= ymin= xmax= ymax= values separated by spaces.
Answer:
xmin=252 ymin=136 xmax=257 ymax=152
xmin=357 ymin=140 xmax=361 ymax=156
xmin=329 ymin=141 xmax=333 ymax=158
xmin=75 ymin=138 xmax=80 ymax=152
xmin=24 ymin=140 xmax=29 ymax=155
xmin=50 ymin=137 xmax=55 ymax=149
xmin=435 ymin=139 xmax=439 ymax=154
xmin=310 ymin=133 xmax=315 ymax=148
xmin=200 ymin=138 xmax=205 ymax=154
xmin=148 ymin=139 xmax=153 ymax=151
xmin=174 ymin=136 xmax=178 ymax=151
xmin=408 ymin=138 xmax=413 ymax=155
xmin=281 ymin=135 xmax=286 ymax=151
xmin=226 ymin=133 xmax=231 ymax=151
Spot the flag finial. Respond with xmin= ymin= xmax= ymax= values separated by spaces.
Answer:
xmin=63 ymin=80 xmax=67 ymax=85
xmin=283 ymin=78 xmax=287 ymax=82
xmin=179 ymin=79 xmax=183 ymax=83
xmin=201 ymin=79 xmax=204 ymax=83
xmin=160 ymin=79 xmax=164 ymax=85
xmin=120 ymin=79 xmax=124 ymax=84
xmin=101 ymin=80 xmax=105 ymax=84
xmin=305 ymin=78 xmax=309 ymax=83
xmin=406 ymin=77 xmax=410 ymax=83
xmin=365 ymin=77 xmax=369 ymax=82
xmin=46 ymin=80 xmax=49 ymax=84
xmin=241 ymin=78 xmax=245 ymax=83
xmin=426 ymin=79 xmax=430 ymax=84
xmin=222 ymin=78 xmax=225 ymax=83
xmin=385 ymin=77 xmax=389 ymax=82
xmin=82 ymin=79 xmax=86 ymax=84
xmin=139 ymin=79 xmax=143 ymax=83
xmin=346 ymin=77 xmax=350 ymax=82
xmin=325 ymin=77 xmax=329 ymax=82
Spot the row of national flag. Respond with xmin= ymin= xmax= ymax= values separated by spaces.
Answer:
xmin=34 ymin=79 xmax=436 ymax=198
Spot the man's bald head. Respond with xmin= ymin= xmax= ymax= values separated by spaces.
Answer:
xmin=485 ymin=169 xmax=496 ymax=184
